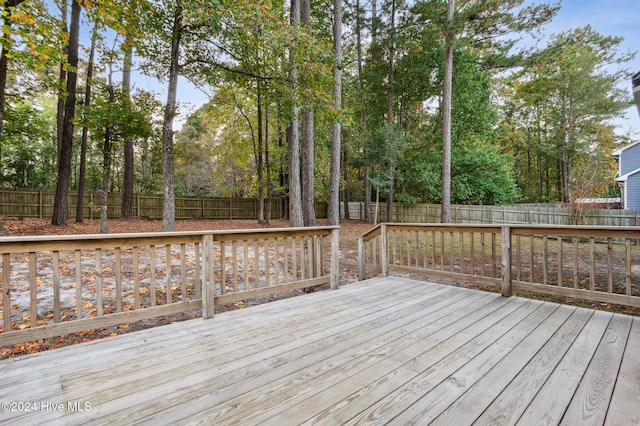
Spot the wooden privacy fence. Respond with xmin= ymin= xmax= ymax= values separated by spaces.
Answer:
xmin=0 ymin=226 xmax=339 ymax=346
xmin=0 ymin=189 xmax=328 ymax=220
xmin=359 ymin=223 xmax=640 ymax=309
xmin=346 ymin=201 xmax=640 ymax=227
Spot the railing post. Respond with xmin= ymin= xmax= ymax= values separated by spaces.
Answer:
xmin=357 ymin=236 xmax=365 ymax=281
xmin=202 ymin=234 xmax=215 ymax=318
xmin=381 ymin=224 xmax=389 ymax=277
xmin=501 ymin=225 xmax=512 ymax=297
xmin=330 ymin=228 xmax=340 ymax=289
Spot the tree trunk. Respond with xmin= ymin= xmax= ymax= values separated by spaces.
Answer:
xmin=327 ymin=0 xmax=342 ymax=226
xmin=342 ymin=148 xmax=349 ymax=220
xmin=257 ymin=83 xmax=265 ymax=224
xmin=265 ymin=104 xmax=272 ymax=224
xmin=440 ymin=0 xmax=454 ymax=223
xmin=0 ymin=6 xmax=14 ymax=168
xmin=300 ymin=0 xmax=315 ymax=226
xmin=52 ymin=0 xmax=80 ymax=226
xmin=301 ymin=110 xmax=315 ymax=226
xmin=562 ymin=128 xmax=572 ymax=203
xmin=56 ymin=1 xmax=68 ymax=161
xmin=121 ymin=38 xmax=134 ymax=217
xmin=385 ymin=0 xmax=396 ymax=224
xmin=76 ymin=25 xmax=97 ymax=223
xmin=161 ymin=1 xmax=182 ymax=232
xmin=287 ymin=0 xmax=303 ymax=227
xmin=356 ymin=0 xmax=370 ymax=222
xmin=100 ymin=129 xmax=113 ymax=232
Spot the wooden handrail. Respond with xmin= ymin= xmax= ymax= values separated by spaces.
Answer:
xmin=0 ymin=226 xmax=340 ymax=346
xmin=359 ymin=223 xmax=640 ymax=309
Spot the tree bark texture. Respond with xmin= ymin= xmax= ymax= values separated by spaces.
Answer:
xmin=287 ymin=0 xmax=303 ymax=227
xmin=257 ymin=84 xmax=265 ymax=224
xmin=56 ymin=1 xmax=68 ymax=161
xmin=385 ymin=0 xmax=396 ymax=223
xmin=121 ymin=39 xmax=134 ymax=217
xmin=161 ymin=1 xmax=182 ymax=232
xmin=327 ymin=0 xmax=342 ymax=226
xmin=356 ymin=0 xmax=371 ymax=222
xmin=52 ymin=0 xmax=80 ymax=226
xmin=76 ymin=25 xmax=97 ymax=223
xmin=441 ymin=0 xmax=454 ymax=223
xmin=300 ymin=0 xmax=315 ymax=226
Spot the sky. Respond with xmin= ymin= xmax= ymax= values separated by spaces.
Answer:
xmin=132 ymin=0 xmax=640 ymax=135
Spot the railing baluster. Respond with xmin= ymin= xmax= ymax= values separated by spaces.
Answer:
xmin=3 ymin=253 xmax=11 ymax=331
xmin=133 ymin=246 xmax=140 ymax=309
xmin=481 ymin=233 xmax=486 ymax=277
xmin=460 ymin=232 xmax=465 ymax=274
xmin=180 ymin=244 xmax=187 ymax=300
xmin=254 ymin=239 xmax=259 ymax=286
xmin=589 ymin=237 xmax=595 ymax=291
xmin=220 ymin=240 xmax=226 ymax=294
xmin=431 ymin=230 xmax=436 ymax=269
xmin=557 ymin=236 xmax=563 ymax=287
xmin=283 ymin=238 xmax=289 ymax=284
xmin=265 ymin=239 xmax=270 ymax=288
xmin=274 ymin=239 xmax=280 ymax=285
xmin=470 ymin=232 xmax=475 ymax=275
xmin=232 ymin=241 xmax=238 ymax=292
xmin=150 ymin=245 xmax=157 ymax=306
xmin=75 ymin=249 xmax=82 ymax=319
xmin=96 ymin=248 xmax=103 ymax=316
xmin=543 ymin=235 xmax=548 ymax=285
xmin=573 ymin=237 xmax=579 ymax=289
xmin=529 ymin=234 xmax=534 ymax=284
xmin=244 ymin=240 xmax=250 ymax=290
xmin=516 ymin=234 xmax=521 ymax=281
xmin=29 ymin=252 xmax=36 ymax=327
xmin=166 ymin=244 xmax=172 ymax=304
xmin=491 ymin=233 xmax=497 ymax=278
xmin=115 ymin=247 xmax=122 ymax=312
xmin=292 ymin=238 xmax=298 ymax=281
xmin=626 ymin=238 xmax=631 ymax=296
xmin=608 ymin=238 xmax=613 ymax=293
xmin=423 ymin=231 xmax=428 ymax=269
xmin=53 ymin=251 xmax=60 ymax=322
xmin=440 ymin=231 xmax=445 ymax=271
xmin=195 ymin=242 xmax=201 ymax=299
xmin=450 ymin=232 xmax=454 ymax=273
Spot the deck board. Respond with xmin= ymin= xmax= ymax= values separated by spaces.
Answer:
xmin=0 ymin=276 xmax=638 ymax=425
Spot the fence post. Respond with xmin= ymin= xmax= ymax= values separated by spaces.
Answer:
xmin=501 ymin=225 xmax=512 ymax=297
xmin=381 ymin=224 xmax=389 ymax=277
xmin=202 ymin=234 xmax=215 ymax=319
xmin=330 ymin=228 xmax=340 ymax=289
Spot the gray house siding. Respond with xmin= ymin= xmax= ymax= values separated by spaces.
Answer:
xmin=626 ymin=171 xmax=640 ymax=210
xmin=616 ymin=141 xmax=640 ymax=176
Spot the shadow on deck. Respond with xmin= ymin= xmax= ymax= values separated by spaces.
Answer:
xmin=1 ymin=277 xmax=639 ymax=425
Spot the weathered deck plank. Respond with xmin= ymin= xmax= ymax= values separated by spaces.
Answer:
xmin=605 ymin=316 xmax=640 ymax=425
xmin=0 ymin=276 xmax=638 ymax=425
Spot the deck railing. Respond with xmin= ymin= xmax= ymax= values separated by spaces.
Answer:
xmin=0 ymin=226 xmax=339 ymax=346
xmin=359 ymin=223 xmax=640 ymax=309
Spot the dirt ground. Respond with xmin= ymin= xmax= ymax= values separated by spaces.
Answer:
xmin=0 ymin=217 xmax=375 ymax=358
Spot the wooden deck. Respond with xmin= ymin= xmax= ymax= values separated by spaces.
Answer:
xmin=1 ymin=277 xmax=639 ymax=425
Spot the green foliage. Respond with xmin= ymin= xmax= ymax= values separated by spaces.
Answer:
xmin=1 ymin=99 xmax=56 ymax=188
xmin=501 ymin=25 xmax=634 ymax=202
